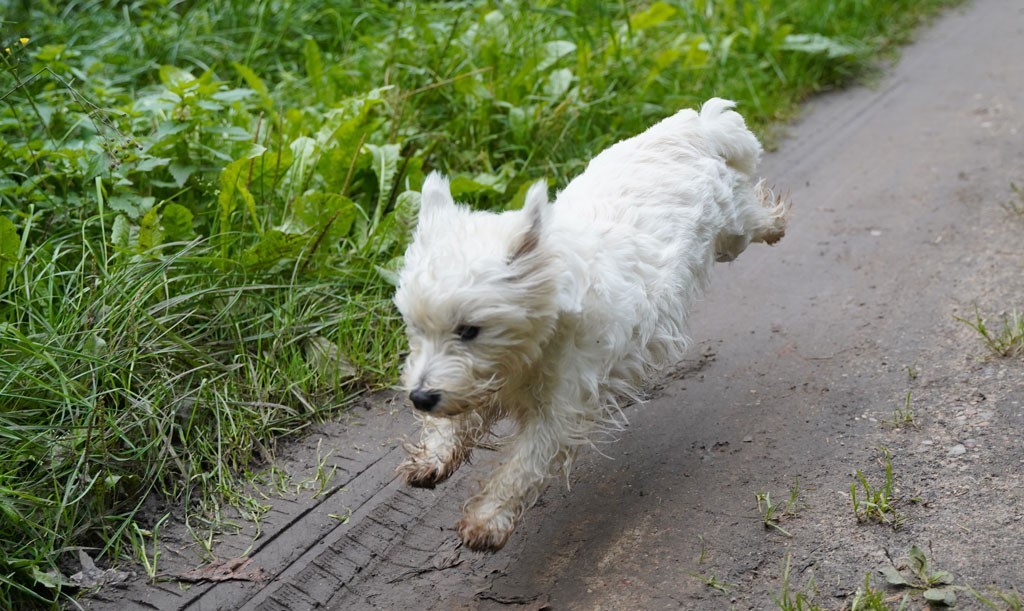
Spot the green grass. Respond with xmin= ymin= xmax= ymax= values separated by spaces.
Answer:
xmin=771 ymin=553 xmax=824 ymax=611
xmin=958 ymin=308 xmax=1024 ymax=357
xmin=850 ymin=572 xmax=911 ymax=611
xmin=972 ymin=586 xmax=1024 ymax=611
xmin=885 ymin=390 xmax=917 ymax=429
xmin=851 ymin=448 xmax=907 ymax=529
xmin=881 ymin=545 xmax=958 ymax=607
xmin=1 ymin=0 xmax=962 ymax=607
xmin=756 ymin=477 xmax=803 ymax=536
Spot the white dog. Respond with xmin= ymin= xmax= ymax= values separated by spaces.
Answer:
xmin=393 ymin=98 xmax=787 ymax=551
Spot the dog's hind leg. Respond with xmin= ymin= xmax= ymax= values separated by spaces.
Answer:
xmin=749 ymin=179 xmax=789 ymax=246
xmin=398 ymin=412 xmax=491 ymax=489
xmin=715 ymin=179 xmax=789 ymax=262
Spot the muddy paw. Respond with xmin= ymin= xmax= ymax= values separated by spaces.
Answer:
xmin=396 ymin=451 xmax=454 ymax=489
xmin=456 ymin=510 xmax=515 ymax=552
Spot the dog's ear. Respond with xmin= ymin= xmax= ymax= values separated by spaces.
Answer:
xmin=510 ymin=179 xmax=549 ymax=261
xmin=418 ymin=172 xmax=455 ymax=222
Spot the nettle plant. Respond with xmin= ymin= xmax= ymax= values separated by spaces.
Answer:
xmin=2 ymin=47 xmax=427 ymax=279
xmin=106 ymin=67 xmax=423 ymax=273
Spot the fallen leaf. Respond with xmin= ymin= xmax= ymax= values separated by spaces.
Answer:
xmin=923 ymin=586 xmax=957 ymax=606
xmin=175 ymin=557 xmax=267 ymax=583
xmin=880 ymin=565 xmax=910 ymax=586
xmin=69 ymin=550 xmax=136 ymax=588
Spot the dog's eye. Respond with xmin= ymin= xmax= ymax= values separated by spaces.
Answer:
xmin=455 ymin=325 xmax=480 ymax=341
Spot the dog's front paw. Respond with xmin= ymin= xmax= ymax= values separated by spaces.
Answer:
xmin=457 ymin=506 xmax=516 ymax=552
xmin=397 ymin=446 xmax=459 ymax=489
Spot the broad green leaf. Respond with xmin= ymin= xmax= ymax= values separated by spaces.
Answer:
xmin=0 ymin=216 xmax=19 ymax=293
xmin=719 ymin=31 xmax=741 ymax=65
xmin=630 ymin=1 xmax=677 ymax=30
xmin=84 ymin=333 xmax=107 ymax=356
xmin=233 ymin=61 xmax=272 ymax=108
xmin=110 ymin=214 xmax=130 ymax=249
xmin=240 ymin=230 xmax=308 ymax=271
xmin=539 ymin=40 xmax=576 ymax=71
xmin=366 ymin=142 xmax=402 ymax=217
xmin=506 ymin=179 xmax=536 ymax=211
xmin=107 ymin=195 xmax=155 ymax=220
xmin=545 ymin=68 xmax=574 ymax=99
xmin=392 ymin=190 xmax=420 ymax=228
xmin=203 ymin=125 xmax=252 ymax=142
xmin=211 ymin=88 xmax=255 ymax=103
xmin=282 ymin=136 xmax=318 ymax=197
xmin=908 ymin=544 xmax=928 ymax=579
xmin=245 ymin=143 xmax=268 ymax=159
xmin=508 ymin=105 xmax=530 ymax=139
xmin=138 ymin=207 xmax=162 ymax=251
xmin=316 ymin=87 xmax=388 ymax=149
xmin=35 ymin=44 xmax=66 ymax=62
xmin=196 ymin=99 xmax=225 ymax=112
xmin=304 ymin=38 xmax=324 ymax=98
xmin=653 ymin=47 xmax=683 ymax=73
xmin=161 ymin=203 xmax=195 ymax=241
xmin=158 ymin=65 xmax=195 ymax=90
xmin=168 ymin=162 xmax=196 ymax=188
xmin=0 ymin=216 xmax=19 ymax=265
xmin=923 ymin=587 xmax=957 ymax=606
xmin=450 ymin=166 xmax=515 ymax=199
xmin=365 ymin=190 xmax=420 ymax=258
xmin=782 ymin=33 xmax=857 ymax=58
xmin=133 ymin=92 xmax=178 ymax=114
xmin=30 ymin=566 xmax=62 ymax=590
xmin=374 ymin=256 xmax=405 ymax=286
xmin=294 ymin=193 xmax=356 ymax=234
xmin=134 ymin=157 xmax=170 ymax=173
xmin=880 ymin=565 xmax=910 ymax=586
xmin=149 ymin=121 xmax=190 ymax=146
xmin=218 ymin=156 xmax=261 ymax=249
xmin=929 ymin=570 xmax=954 ymax=586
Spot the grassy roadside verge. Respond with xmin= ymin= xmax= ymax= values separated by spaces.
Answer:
xmin=1 ymin=0 xmax=960 ymax=607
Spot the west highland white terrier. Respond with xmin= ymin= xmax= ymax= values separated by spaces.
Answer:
xmin=393 ymin=98 xmax=788 ymax=551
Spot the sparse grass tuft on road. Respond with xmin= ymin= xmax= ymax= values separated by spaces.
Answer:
xmin=958 ymin=309 xmax=1024 ymax=357
xmin=1002 ymin=182 xmax=1024 ymax=217
xmin=756 ymin=478 xmax=803 ymax=536
xmin=851 ymin=448 xmax=905 ymax=528
xmin=972 ymin=586 xmax=1024 ymax=611
xmin=771 ymin=553 xmax=825 ymax=611
xmin=885 ymin=391 xmax=917 ymax=429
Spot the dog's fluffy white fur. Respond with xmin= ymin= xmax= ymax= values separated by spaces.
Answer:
xmin=393 ymin=98 xmax=788 ymax=551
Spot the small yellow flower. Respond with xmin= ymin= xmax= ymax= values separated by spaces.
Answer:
xmin=19 ymin=38 xmax=29 ymax=45
xmin=4 ymin=48 xmax=10 ymax=54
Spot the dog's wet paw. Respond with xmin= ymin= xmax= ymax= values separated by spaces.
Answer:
xmin=396 ymin=450 xmax=455 ymax=489
xmin=456 ymin=509 xmax=515 ymax=552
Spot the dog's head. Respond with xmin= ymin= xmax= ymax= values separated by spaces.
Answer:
xmin=394 ymin=172 xmax=558 ymax=417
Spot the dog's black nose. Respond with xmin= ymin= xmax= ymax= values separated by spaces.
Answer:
xmin=409 ymin=389 xmax=442 ymax=412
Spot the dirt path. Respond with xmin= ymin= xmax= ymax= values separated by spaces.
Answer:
xmin=87 ymin=0 xmax=1024 ymax=609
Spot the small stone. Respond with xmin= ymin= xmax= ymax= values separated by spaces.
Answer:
xmin=948 ymin=444 xmax=967 ymax=456
xmin=742 ymin=435 xmax=754 ymax=443
xmin=963 ymin=439 xmax=978 ymax=449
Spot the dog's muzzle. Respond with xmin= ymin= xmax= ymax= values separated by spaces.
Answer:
xmin=409 ymin=388 xmax=442 ymax=412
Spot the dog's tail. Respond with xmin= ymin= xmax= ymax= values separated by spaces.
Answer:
xmin=698 ymin=98 xmax=763 ymax=176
